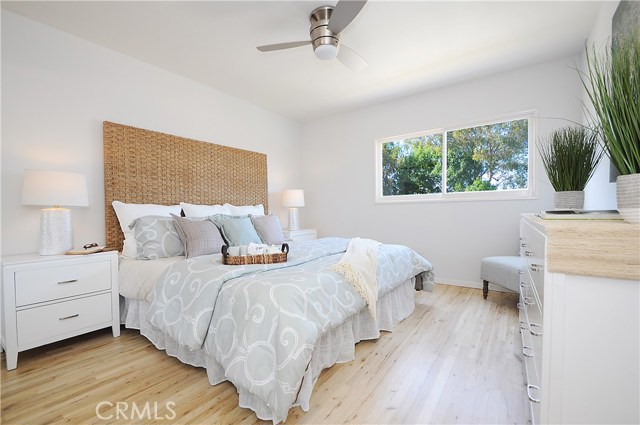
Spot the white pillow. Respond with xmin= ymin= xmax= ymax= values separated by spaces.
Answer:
xmin=112 ymin=201 xmax=181 ymax=258
xmin=180 ymin=202 xmax=230 ymax=217
xmin=224 ymin=203 xmax=265 ymax=216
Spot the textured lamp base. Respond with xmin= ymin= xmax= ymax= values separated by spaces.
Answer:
xmin=288 ymin=208 xmax=300 ymax=231
xmin=40 ymin=208 xmax=73 ymax=255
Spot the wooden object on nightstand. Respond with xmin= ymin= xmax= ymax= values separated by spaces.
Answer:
xmin=283 ymin=228 xmax=317 ymax=242
xmin=1 ymin=250 xmax=119 ymax=370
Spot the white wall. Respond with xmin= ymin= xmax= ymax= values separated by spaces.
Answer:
xmin=2 ymin=7 xmax=615 ymax=285
xmin=1 ymin=12 xmax=303 ymax=256
xmin=582 ymin=1 xmax=620 ymax=210
xmin=302 ymin=57 xmax=585 ymax=287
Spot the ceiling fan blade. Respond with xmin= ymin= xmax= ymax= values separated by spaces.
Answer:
xmin=257 ymin=41 xmax=311 ymax=52
xmin=337 ymin=44 xmax=367 ymax=72
xmin=328 ymin=0 xmax=367 ymax=34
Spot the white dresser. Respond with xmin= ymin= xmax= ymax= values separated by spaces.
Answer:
xmin=519 ymin=215 xmax=639 ymax=424
xmin=1 ymin=251 xmax=120 ymax=370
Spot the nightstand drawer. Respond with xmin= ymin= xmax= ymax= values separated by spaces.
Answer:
xmin=15 ymin=261 xmax=111 ymax=306
xmin=16 ymin=293 xmax=112 ymax=347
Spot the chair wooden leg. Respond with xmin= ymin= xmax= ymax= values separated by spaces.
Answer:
xmin=482 ymin=280 xmax=489 ymax=299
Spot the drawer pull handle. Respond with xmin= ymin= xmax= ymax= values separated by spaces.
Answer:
xmin=57 ymin=279 xmax=78 ymax=285
xmin=530 ymin=264 xmax=543 ymax=272
xmin=59 ymin=314 xmax=79 ymax=321
xmin=519 ymin=321 xmax=527 ymax=331
xmin=522 ymin=345 xmax=534 ymax=358
xmin=517 ymin=302 xmax=523 ymax=309
xmin=523 ymin=296 xmax=535 ymax=306
xmin=520 ymin=282 xmax=529 ymax=289
xmin=521 ymin=242 xmax=528 ymax=248
xmin=527 ymin=384 xmax=541 ymax=403
xmin=524 ymin=250 xmax=534 ymax=257
xmin=529 ymin=322 xmax=543 ymax=336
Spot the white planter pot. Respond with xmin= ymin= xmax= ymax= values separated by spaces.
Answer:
xmin=554 ymin=191 xmax=584 ymax=210
xmin=616 ymin=173 xmax=640 ymax=224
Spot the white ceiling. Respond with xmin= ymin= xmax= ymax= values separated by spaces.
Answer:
xmin=3 ymin=1 xmax=604 ymax=122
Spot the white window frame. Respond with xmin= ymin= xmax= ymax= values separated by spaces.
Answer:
xmin=375 ymin=110 xmax=538 ymax=203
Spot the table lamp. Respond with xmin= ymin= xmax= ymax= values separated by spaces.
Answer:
xmin=282 ymin=189 xmax=305 ymax=231
xmin=22 ymin=170 xmax=89 ymax=255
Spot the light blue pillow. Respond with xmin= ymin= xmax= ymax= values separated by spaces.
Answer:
xmin=210 ymin=214 xmax=262 ymax=246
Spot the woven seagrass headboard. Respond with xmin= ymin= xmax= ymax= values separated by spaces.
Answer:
xmin=103 ymin=121 xmax=268 ymax=251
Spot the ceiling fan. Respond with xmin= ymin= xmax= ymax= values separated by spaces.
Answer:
xmin=256 ymin=0 xmax=368 ymax=71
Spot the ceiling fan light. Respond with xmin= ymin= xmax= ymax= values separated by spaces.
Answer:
xmin=314 ymin=44 xmax=338 ymax=60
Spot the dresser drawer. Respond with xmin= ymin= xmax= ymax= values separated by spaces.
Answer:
xmin=16 ymin=292 xmax=112 ymax=347
xmin=521 ymin=222 xmax=545 ymax=306
xmin=520 ymin=312 xmax=542 ymax=425
xmin=529 ymin=398 xmax=540 ymax=425
xmin=526 ymin=308 xmax=544 ymax=388
xmin=520 ymin=282 xmax=543 ymax=378
xmin=14 ymin=260 xmax=111 ymax=306
xmin=520 ymin=281 xmax=543 ymax=328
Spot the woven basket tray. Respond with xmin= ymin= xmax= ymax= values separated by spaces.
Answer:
xmin=222 ymin=243 xmax=289 ymax=265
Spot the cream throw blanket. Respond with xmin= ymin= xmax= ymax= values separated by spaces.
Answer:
xmin=330 ymin=237 xmax=381 ymax=320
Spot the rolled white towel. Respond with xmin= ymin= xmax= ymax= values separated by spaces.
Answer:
xmin=265 ymin=245 xmax=282 ymax=254
xmin=248 ymin=242 xmax=269 ymax=255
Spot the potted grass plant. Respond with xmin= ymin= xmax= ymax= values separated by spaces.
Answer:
xmin=581 ymin=37 xmax=640 ymax=223
xmin=538 ymin=126 xmax=603 ymax=210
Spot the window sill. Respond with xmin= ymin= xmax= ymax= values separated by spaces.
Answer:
xmin=375 ymin=191 xmax=538 ymax=204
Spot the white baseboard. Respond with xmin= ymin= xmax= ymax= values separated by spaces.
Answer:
xmin=435 ymin=278 xmax=516 ymax=294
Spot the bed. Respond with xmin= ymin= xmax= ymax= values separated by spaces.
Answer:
xmin=104 ymin=122 xmax=435 ymax=423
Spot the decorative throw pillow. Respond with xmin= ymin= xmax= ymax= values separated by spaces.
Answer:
xmin=210 ymin=214 xmax=262 ymax=246
xmin=223 ymin=203 xmax=265 ymax=216
xmin=129 ymin=216 xmax=184 ymax=260
xmin=112 ymin=201 xmax=181 ymax=258
xmin=250 ymin=214 xmax=285 ymax=245
xmin=180 ymin=202 xmax=230 ymax=218
xmin=171 ymin=214 xmax=226 ymax=258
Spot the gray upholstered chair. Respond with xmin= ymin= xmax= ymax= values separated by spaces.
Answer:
xmin=480 ymin=256 xmax=526 ymax=299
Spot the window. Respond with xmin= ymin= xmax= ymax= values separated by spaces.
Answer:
xmin=376 ymin=112 xmax=535 ymax=202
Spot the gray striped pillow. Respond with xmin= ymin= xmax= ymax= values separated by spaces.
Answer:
xmin=171 ymin=214 xmax=226 ymax=258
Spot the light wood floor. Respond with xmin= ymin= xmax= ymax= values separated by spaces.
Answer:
xmin=1 ymin=285 xmax=528 ymax=424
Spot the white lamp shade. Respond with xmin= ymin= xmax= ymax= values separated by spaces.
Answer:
xmin=22 ymin=170 xmax=89 ymax=207
xmin=282 ymin=189 xmax=305 ymax=208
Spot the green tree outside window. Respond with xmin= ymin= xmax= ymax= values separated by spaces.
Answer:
xmin=381 ymin=117 xmax=529 ymax=197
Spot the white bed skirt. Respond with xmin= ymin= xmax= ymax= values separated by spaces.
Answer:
xmin=120 ymin=277 xmax=417 ymax=422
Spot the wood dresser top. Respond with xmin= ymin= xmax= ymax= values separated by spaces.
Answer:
xmin=527 ymin=215 xmax=640 ymax=281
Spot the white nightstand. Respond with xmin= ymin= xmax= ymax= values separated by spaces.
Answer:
xmin=1 ymin=251 xmax=119 ymax=370
xmin=283 ymin=229 xmax=317 ymax=242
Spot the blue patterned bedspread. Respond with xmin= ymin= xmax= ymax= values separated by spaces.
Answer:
xmin=147 ymin=237 xmax=433 ymax=423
